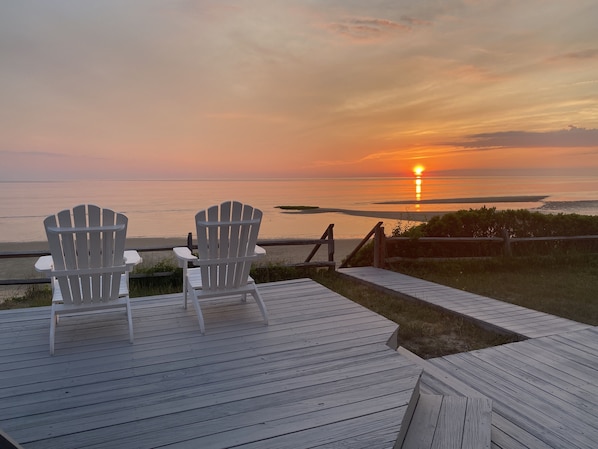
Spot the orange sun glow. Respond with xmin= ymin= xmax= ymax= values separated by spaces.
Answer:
xmin=413 ymin=165 xmax=425 ymax=176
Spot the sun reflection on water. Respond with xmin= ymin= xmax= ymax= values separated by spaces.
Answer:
xmin=413 ymin=166 xmax=424 ymax=208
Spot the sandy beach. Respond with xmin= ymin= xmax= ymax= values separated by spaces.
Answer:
xmin=0 ymin=238 xmax=364 ymax=300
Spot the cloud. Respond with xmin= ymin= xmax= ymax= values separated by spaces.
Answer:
xmin=324 ymin=16 xmax=415 ymax=42
xmin=447 ymin=64 xmax=504 ymax=83
xmin=446 ymin=126 xmax=598 ymax=150
xmin=0 ymin=149 xmax=70 ymax=158
xmin=548 ymin=48 xmax=598 ymax=62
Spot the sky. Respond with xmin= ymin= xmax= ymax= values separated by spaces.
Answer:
xmin=1 ymin=0 xmax=597 ymax=180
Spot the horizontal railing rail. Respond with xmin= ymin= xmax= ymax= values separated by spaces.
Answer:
xmin=0 ymin=225 xmax=337 ymax=287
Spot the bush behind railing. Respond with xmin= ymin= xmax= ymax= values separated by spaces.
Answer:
xmin=395 ymin=208 xmax=598 ymax=258
xmin=347 ymin=208 xmax=598 ymax=263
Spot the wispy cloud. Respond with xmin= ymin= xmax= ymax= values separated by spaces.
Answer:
xmin=447 ymin=64 xmax=504 ymax=82
xmin=0 ymin=150 xmax=69 ymax=158
xmin=312 ymin=150 xmax=400 ymax=168
xmin=548 ymin=48 xmax=598 ymax=62
xmin=446 ymin=126 xmax=598 ymax=149
xmin=324 ymin=16 xmax=420 ymax=42
xmin=0 ymin=149 xmax=107 ymax=160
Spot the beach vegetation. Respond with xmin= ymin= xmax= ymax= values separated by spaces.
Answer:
xmin=251 ymin=263 xmax=312 ymax=283
xmin=396 ymin=206 xmax=598 ymax=237
xmin=129 ymin=259 xmax=183 ymax=297
xmin=0 ymin=285 xmax=52 ymax=309
xmin=358 ymin=207 xmax=598 ymax=259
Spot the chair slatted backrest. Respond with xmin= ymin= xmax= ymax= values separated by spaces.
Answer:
xmin=44 ymin=205 xmax=128 ymax=305
xmin=195 ymin=201 xmax=262 ymax=292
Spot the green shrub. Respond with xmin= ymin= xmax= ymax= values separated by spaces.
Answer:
xmin=390 ymin=208 xmax=598 ymax=258
xmin=130 ymin=260 xmax=183 ymax=297
xmin=342 ymin=241 xmax=375 ymax=267
xmin=397 ymin=207 xmax=598 ymax=238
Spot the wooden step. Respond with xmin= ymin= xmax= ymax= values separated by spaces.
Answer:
xmin=397 ymin=394 xmax=492 ymax=449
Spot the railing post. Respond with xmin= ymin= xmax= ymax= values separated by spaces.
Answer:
xmin=187 ymin=232 xmax=193 ymax=251
xmin=374 ymin=225 xmax=386 ymax=268
xmin=305 ymin=224 xmax=334 ymax=265
xmin=502 ymin=228 xmax=512 ymax=257
xmin=326 ymin=224 xmax=335 ymax=271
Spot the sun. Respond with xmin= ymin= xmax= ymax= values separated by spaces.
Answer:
xmin=413 ymin=165 xmax=425 ymax=176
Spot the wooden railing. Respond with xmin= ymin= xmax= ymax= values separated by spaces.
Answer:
xmin=339 ymin=222 xmax=383 ymax=269
xmin=0 ymin=224 xmax=337 ymax=287
xmin=342 ymin=222 xmax=598 ymax=268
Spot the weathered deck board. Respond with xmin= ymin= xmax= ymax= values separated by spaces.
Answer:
xmin=0 ymin=278 xmax=422 ymax=449
xmin=425 ymin=328 xmax=598 ymax=449
xmin=339 ymin=266 xmax=591 ymax=338
xmin=400 ymin=393 xmax=492 ymax=449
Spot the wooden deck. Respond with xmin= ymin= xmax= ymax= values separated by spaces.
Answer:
xmin=339 ymin=266 xmax=591 ymax=338
xmin=337 ymin=267 xmax=598 ymax=448
xmin=0 ymin=279 xmax=423 ymax=449
xmin=414 ymin=327 xmax=598 ymax=449
xmin=2 ymin=272 xmax=597 ymax=448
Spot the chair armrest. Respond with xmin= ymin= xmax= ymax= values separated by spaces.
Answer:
xmin=254 ymin=245 xmax=266 ymax=257
xmin=124 ymin=250 xmax=142 ymax=269
xmin=34 ymin=255 xmax=54 ymax=273
xmin=173 ymin=246 xmax=198 ymax=267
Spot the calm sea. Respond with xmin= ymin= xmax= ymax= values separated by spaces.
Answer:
xmin=1 ymin=176 xmax=597 ymax=243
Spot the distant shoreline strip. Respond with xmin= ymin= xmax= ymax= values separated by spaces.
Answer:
xmin=374 ymin=195 xmax=548 ymax=205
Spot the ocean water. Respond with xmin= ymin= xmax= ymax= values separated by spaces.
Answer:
xmin=1 ymin=176 xmax=597 ymax=243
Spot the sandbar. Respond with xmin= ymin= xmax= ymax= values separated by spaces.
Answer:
xmin=282 ymin=208 xmax=447 ymax=221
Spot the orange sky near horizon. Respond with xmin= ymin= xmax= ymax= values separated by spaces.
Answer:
xmin=1 ymin=1 xmax=598 ymax=180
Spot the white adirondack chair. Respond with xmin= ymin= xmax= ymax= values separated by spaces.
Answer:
xmin=35 ymin=205 xmax=141 ymax=355
xmin=173 ymin=201 xmax=268 ymax=333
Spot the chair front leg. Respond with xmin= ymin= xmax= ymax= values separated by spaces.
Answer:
xmin=188 ymin=285 xmax=206 ymax=335
xmin=183 ymin=263 xmax=189 ymax=309
xmin=126 ymin=301 xmax=134 ymax=343
xmin=251 ymin=288 xmax=269 ymax=326
xmin=50 ymin=307 xmax=57 ymax=355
